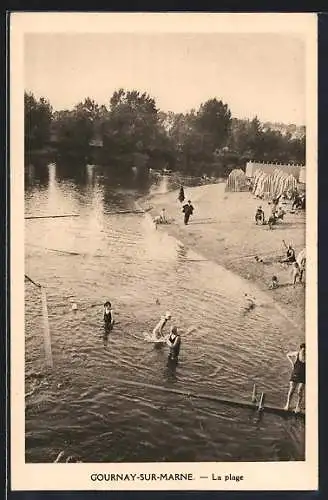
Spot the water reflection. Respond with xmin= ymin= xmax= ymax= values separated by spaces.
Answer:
xmin=86 ymin=164 xmax=96 ymax=186
xmin=26 ymin=163 xmax=35 ymax=185
xmin=25 ymin=160 xmax=206 ymax=204
xmin=25 ymin=161 xmax=50 ymax=189
xmin=103 ymin=323 xmax=113 ymax=348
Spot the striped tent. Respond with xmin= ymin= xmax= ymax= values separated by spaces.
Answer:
xmin=253 ymin=168 xmax=298 ymax=200
xmin=225 ymin=168 xmax=248 ymax=192
xmin=246 ymin=161 xmax=303 ymax=181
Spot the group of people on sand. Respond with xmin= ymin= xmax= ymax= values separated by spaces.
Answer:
xmin=255 ymin=189 xmax=305 ymax=231
xmin=249 ymin=248 xmax=302 ymax=292
xmin=255 ymin=238 xmax=305 ymax=290
xmin=291 ymin=190 xmax=306 ymax=211
xmin=255 ymin=198 xmax=286 ymax=230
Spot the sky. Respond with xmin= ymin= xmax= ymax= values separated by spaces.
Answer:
xmin=24 ymin=33 xmax=306 ymax=125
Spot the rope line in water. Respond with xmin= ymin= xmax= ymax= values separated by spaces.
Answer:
xmin=44 ymin=248 xmax=80 ymax=256
xmin=26 ymin=244 xmax=80 ymax=256
xmin=106 ymin=209 xmax=145 ymax=215
xmin=25 ymin=214 xmax=80 ymax=219
xmin=24 ymin=274 xmax=41 ymax=288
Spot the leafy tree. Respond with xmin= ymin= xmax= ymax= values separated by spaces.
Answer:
xmin=24 ymin=92 xmax=53 ymax=151
xmin=51 ymin=98 xmax=102 ymax=158
xmin=195 ymin=98 xmax=232 ymax=153
xmin=102 ymin=89 xmax=159 ymax=164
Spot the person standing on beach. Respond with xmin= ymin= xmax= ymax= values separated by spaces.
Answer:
xmin=178 ymin=185 xmax=185 ymax=204
xmin=271 ymin=195 xmax=281 ymax=213
xmin=182 ymin=200 xmax=194 ymax=225
xmin=280 ymin=242 xmax=296 ymax=264
xmin=255 ymin=205 xmax=265 ymax=225
xmin=284 ymin=343 xmax=305 ymax=413
xmin=291 ymin=262 xmax=302 ymax=286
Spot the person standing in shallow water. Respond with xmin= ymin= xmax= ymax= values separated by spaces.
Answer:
xmin=284 ymin=343 xmax=305 ymax=413
xmin=182 ymin=200 xmax=194 ymax=225
xmin=166 ymin=326 xmax=181 ymax=362
xmin=103 ymin=301 xmax=114 ymax=329
xmin=178 ymin=185 xmax=185 ymax=204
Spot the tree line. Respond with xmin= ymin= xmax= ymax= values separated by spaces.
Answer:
xmin=24 ymin=89 xmax=305 ymax=176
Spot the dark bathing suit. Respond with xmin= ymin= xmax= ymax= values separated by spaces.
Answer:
xmin=290 ymin=353 xmax=305 ymax=384
xmin=104 ymin=311 xmax=112 ymax=326
xmin=168 ymin=333 xmax=181 ymax=360
xmin=287 ymin=249 xmax=296 ymax=262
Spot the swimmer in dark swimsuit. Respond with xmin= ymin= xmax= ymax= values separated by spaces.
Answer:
xmin=284 ymin=343 xmax=305 ymax=413
xmin=103 ymin=301 xmax=114 ymax=330
xmin=166 ymin=326 xmax=181 ymax=362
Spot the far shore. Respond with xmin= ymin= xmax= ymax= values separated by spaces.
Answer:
xmin=139 ymin=183 xmax=305 ymax=332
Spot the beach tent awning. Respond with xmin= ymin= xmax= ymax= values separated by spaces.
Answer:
xmin=225 ymin=168 xmax=248 ymax=192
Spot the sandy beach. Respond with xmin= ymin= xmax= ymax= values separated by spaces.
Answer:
xmin=140 ymin=182 xmax=305 ymax=331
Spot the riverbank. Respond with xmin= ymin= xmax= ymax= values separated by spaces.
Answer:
xmin=139 ymin=183 xmax=305 ymax=330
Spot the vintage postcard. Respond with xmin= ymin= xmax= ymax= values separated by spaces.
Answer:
xmin=10 ymin=12 xmax=317 ymax=491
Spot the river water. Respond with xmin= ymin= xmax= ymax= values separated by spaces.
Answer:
xmin=25 ymin=162 xmax=305 ymax=463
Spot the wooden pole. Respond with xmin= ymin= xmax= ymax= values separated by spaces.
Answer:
xmin=258 ymin=392 xmax=265 ymax=411
xmin=251 ymin=384 xmax=257 ymax=403
xmin=40 ymin=287 xmax=53 ymax=368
